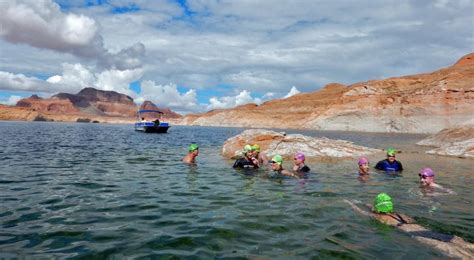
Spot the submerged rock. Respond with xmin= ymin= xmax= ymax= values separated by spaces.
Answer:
xmin=417 ymin=125 xmax=474 ymax=158
xmin=222 ymin=129 xmax=380 ymax=159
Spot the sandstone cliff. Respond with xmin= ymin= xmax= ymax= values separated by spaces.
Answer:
xmin=179 ymin=53 xmax=474 ymax=133
xmin=139 ymin=101 xmax=182 ymax=120
xmin=1 ymin=88 xmax=181 ymax=123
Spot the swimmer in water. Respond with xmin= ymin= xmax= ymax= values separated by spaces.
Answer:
xmin=252 ymin=144 xmax=269 ymax=165
xmin=233 ymin=144 xmax=260 ymax=169
xmin=357 ymin=157 xmax=370 ymax=182
xmin=344 ymin=193 xmax=473 ymax=259
xmin=419 ymin=168 xmax=456 ymax=195
xmin=375 ymin=148 xmax=403 ymax=172
xmin=292 ymin=152 xmax=310 ymax=173
xmin=358 ymin=157 xmax=370 ymax=176
xmin=182 ymin=143 xmax=199 ymax=164
xmin=269 ymin=155 xmax=298 ymax=178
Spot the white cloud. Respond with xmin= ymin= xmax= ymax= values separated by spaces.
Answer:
xmin=136 ymin=81 xmax=201 ymax=114
xmin=283 ymin=86 xmax=301 ymax=98
xmin=207 ymin=90 xmax=262 ymax=110
xmin=0 ymin=0 xmax=101 ymax=57
xmin=95 ymin=68 xmax=143 ymax=95
xmin=0 ymin=0 xmax=472 ymax=113
xmin=0 ymin=71 xmax=63 ymax=93
xmin=262 ymin=92 xmax=275 ymax=99
xmin=46 ymin=63 xmax=96 ymax=92
xmin=0 ymin=0 xmax=145 ymax=70
xmin=43 ymin=63 xmax=143 ymax=96
xmin=0 ymin=95 xmax=23 ymax=106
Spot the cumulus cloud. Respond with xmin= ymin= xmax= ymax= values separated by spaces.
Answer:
xmin=207 ymin=90 xmax=262 ymax=110
xmin=45 ymin=63 xmax=143 ymax=95
xmin=0 ymin=71 xmax=63 ymax=93
xmin=0 ymin=0 xmax=145 ymax=70
xmin=283 ymin=86 xmax=301 ymax=99
xmin=136 ymin=81 xmax=202 ymax=114
xmin=0 ymin=95 xmax=23 ymax=106
xmin=0 ymin=0 xmax=472 ymax=113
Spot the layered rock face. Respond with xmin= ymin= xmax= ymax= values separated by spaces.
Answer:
xmin=0 ymin=105 xmax=40 ymax=121
xmin=222 ymin=129 xmax=380 ymax=160
xmin=139 ymin=101 xmax=182 ymax=119
xmin=180 ymin=53 xmax=474 ymax=134
xmin=417 ymin=125 xmax=474 ymax=158
xmin=1 ymin=88 xmax=181 ymax=123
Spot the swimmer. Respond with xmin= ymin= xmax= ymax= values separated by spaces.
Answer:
xmin=292 ymin=152 xmax=310 ymax=173
xmin=269 ymin=155 xmax=298 ymax=178
xmin=344 ymin=193 xmax=474 ymax=259
xmin=419 ymin=168 xmax=456 ymax=195
xmin=233 ymin=144 xmax=260 ymax=169
xmin=358 ymin=157 xmax=370 ymax=176
xmin=375 ymin=148 xmax=403 ymax=172
xmin=182 ymin=143 xmax=199 ymax=164
xmin=252 ymin=144 xmax=269 ymax=165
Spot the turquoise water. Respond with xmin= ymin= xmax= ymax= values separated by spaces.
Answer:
xmin=0 ymin=121 xmax=473 ymax=258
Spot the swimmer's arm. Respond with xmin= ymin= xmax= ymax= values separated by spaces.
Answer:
xmin=343 ymin=199 xmax=373 ymax=217
xmin=282 ymin=170 xmax=300 ymax=179
xmin=432 ymin=183 xmax=457 ymax=195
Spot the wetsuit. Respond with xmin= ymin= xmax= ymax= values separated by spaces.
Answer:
xmin=233 ymin=157 xmax=259 ymax=169
xmin=296 ymin=165 xmax=310 ymax=173
xmin=375 ymin=159 xmax=403 ymax=171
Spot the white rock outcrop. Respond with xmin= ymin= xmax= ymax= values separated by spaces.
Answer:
xmin=222 ymin=129 xmax=380 ymax=159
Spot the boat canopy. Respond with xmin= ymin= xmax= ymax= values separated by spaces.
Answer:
xmin=138 ymin=109 xmax=163 ymax=114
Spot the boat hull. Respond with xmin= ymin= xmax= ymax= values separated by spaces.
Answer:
xmin=135 ymin=122 xmax=170 ymax=133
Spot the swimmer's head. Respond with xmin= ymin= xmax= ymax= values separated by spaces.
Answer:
xmin=358 ymin=157 xmax=370 ymax=175
xmin=374 ymin=193 xmax=393 ymax=213
xmin=294 ymin=152 xmax=305 ymax=162
xmin=419 ymin=168 xmax=434 ymax=177
xmin=244 ymin=144 xmax=253 ymax=152
xmin=189 ymin=143 xmax=199 ymax=152
xmin=386 ymin=148 xmax=396 ymax=156
xmin=386 ymin=148 xmax=396 ymax=162
xmin=269 ymin=155 xmax=283 ymax=165
xmin=419 ymin=167 xmax=435 ymax=186
xmin=252 ymin=144 xmax=260 ymax=153
xmin=358 ymin=157 xmax=369 ymax=166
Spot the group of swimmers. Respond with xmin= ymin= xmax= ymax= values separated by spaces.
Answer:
xmin=182 ymin=143 xmax=473 ymax=258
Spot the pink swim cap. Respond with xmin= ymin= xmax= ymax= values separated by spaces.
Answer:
xmin=294 ymin=152 xmax=305 ymax=161
xmin=420 ymin=168 xmax=435 ymax=177
xmin=358 ymin=157 xmax=369 ymax=165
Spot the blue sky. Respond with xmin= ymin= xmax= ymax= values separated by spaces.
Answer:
xmin=0 ymin=0 xmax=472 ymax=113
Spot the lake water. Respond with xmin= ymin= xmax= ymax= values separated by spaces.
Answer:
xmin=0 ymin=121 xmax=473 ymax=258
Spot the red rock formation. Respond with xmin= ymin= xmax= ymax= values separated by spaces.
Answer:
xmin=16 ymin=94 xmax=80 ymax=114
xmin=1 ymin=87 xmax=181 ymax=123
xmin=139 ymin=101 xmax=182 ymax=119
xmin=179 ymin=53 xmax=474 ymax=133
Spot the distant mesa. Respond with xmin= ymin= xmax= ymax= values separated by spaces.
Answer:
xmin=139 ymin=100 xmax=182 ymax=119
xmin=1 ymin=87 xmax=181 ymax=124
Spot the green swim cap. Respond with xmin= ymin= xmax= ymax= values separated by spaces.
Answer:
xmin=189 ymin=143 xmax=199 ymax=152
xmin=252 ymin=144 xmax=260 ymax=152
xmin=374 ymin=193 xmax=393 ymax=213
xmin=386 ymin=148 xmax=396 ymax=156
xmin=269 ymin=155 xmax=283 ymax=165
xmin=243 ymin=144 xmax=253 ymax=152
